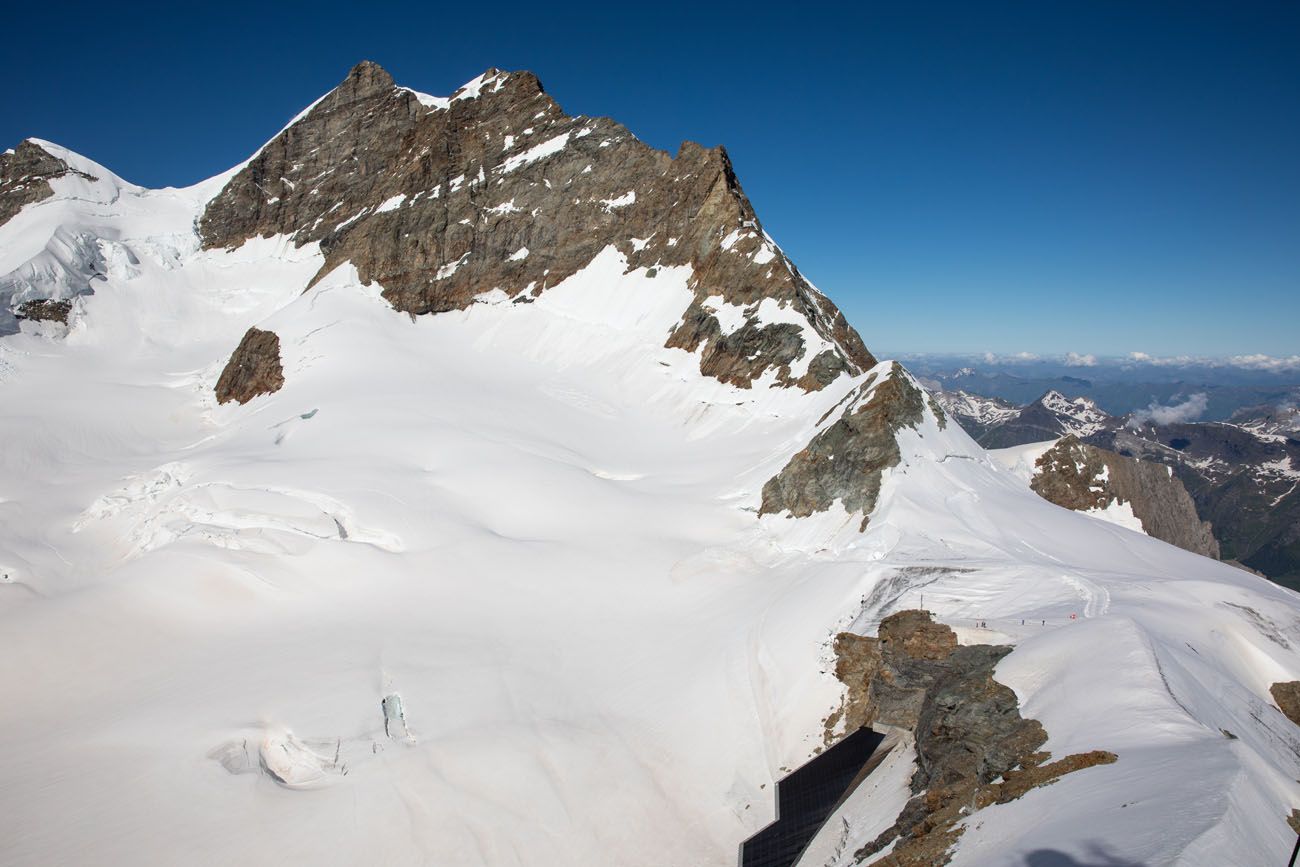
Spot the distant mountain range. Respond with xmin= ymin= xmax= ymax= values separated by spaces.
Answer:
xmin=908 ymin=356 xmax=1299 ymax=421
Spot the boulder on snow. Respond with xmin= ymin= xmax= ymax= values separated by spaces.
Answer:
xmin=215 ymin=327 xmax=285 ymax=405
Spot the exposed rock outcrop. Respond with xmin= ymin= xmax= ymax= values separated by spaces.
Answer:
xmin=215 ymin=327 xmax=285 ymax=405
xmin=760 ymin=363 xmax=925 ymax=529
xmin=200 ymin=62 xmax=873 ymax=391
xmin=1271 ymin=681 xmax=1300 ymax=727
xmin=15 ymin=298 xmax=73 ymax=324
xmin=1032 ymin=435 xmax=1220 ymax=559
xmin=0 ymin=140 xmax=95 ymax=228
xmin=829 ymin=610 xmax=1116 ymax=865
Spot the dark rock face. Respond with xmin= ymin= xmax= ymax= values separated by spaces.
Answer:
xmin=1089 ymin=423 xmax=1300 ymax=588
xmin=200 ymin=62 xmax=873 ymax=391
xmin=215 ymin=328 xmax=285 ymax=405
xmin=1271 ymin=681 xmax=1300 ymax=727
xmin=760 ymin=364 xmax=924 ymax=529
xmin=15 ymin=299 xmax=73 ymax=324
xmin=830 ymin=611 xmax=1116 ymax=866
xmin=1031 ymin=435 xmax=1220 ymax=559
xmin=0 ymin=140 xmax=95 ymax=228
xmin=826 ymin=609 xmax=961 ymax=739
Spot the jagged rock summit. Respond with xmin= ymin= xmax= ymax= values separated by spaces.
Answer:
xmin=201 ymin=61 xmax=873 ymax=392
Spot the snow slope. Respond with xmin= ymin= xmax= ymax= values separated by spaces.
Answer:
xmin=2 ymin=78 xmax=1300 ymax=867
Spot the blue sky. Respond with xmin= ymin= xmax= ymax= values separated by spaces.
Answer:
xmin=4 ymin=1 xmax=1296 ymax=358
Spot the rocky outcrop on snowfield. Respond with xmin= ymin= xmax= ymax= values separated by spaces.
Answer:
xmin=199 ymin=62 xmax=872 ymax=392
xmin=0 ymin=140 xmax=96 ymax=229
xmin=1271 ymin=681 xmax=1300 ymax=727
xmin=15 ymin=298 xmax=72 ymax=324
xmin=829 ymin=611 xmax=1116 ymax=866
xmin=760 ymin=362 xmax=932 ymax=530
xmin=215 ymin=327 xmax=285 ymax=404
xmin=1030 ymin=435 xmax=1220 ymax=559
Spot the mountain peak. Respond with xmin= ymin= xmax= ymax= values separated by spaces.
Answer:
xmin=345 ymin=59 xmax=395 ymax=91
xmin=0 ymin=138 xmax=108 ymax=230
xmin=199 ymin=63 xmax=874 ymax=392
xmin=1039 ymin=389 xmax=1100 ymax=412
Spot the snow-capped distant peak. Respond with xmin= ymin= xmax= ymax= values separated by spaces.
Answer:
xmin=1040 ymin=389 xmax=1095 ymax=412
xmin=934 ymin=389 xmax=1019 ymax=427
xmin=1038 ymin=389 xmax=1110 ymax=436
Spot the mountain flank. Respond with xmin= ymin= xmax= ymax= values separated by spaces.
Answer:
xmin=1031 ymin=435 xmax=1219 ymax=559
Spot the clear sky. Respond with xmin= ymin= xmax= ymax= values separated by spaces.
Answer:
xmin=4 ymin=1 xmax=1297 ymax=358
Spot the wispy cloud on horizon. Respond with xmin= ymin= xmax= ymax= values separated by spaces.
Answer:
xmin=1125 ymin=351 xmax=1300 ymax=370
xmin=1127 ymin=393 xmax=1210 ymax=427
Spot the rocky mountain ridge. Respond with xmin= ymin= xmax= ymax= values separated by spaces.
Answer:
xmin=200 ymin=62 xmax=872 ymax=393
xmin=1028 ymin=435 xmax=1219 ymax=559
xmin=937 ymin=388 xmax=1111 ymax=449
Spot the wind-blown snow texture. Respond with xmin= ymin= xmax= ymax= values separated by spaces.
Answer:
xmin=2 ymin=66 xmax=1299 ymax=867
